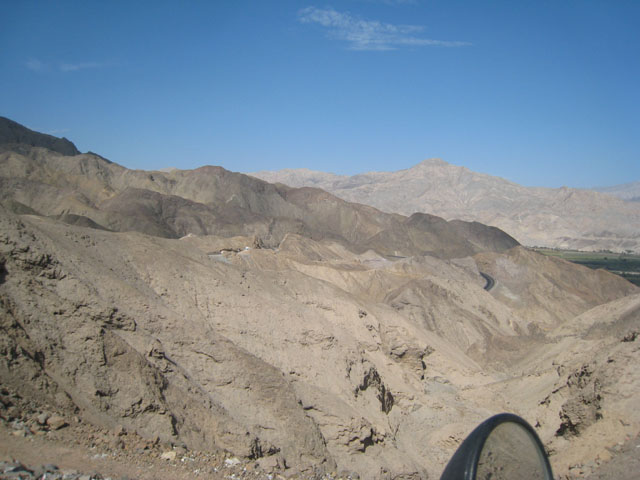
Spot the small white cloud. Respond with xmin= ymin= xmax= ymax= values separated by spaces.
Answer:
xmin=59 ymin=61 xmax=105 ymax=72
xmin=371 ymin=0 xmax=419 ymax=4
xmin=25 ymin=58 xmax=46 ymax=72
xmin=353 ymin=0 xmax=418 ymax=4
xmin=298 ymin=7 xmax=470 ymax=51
xmin=25 ymin=58 xmax=111 ymax=73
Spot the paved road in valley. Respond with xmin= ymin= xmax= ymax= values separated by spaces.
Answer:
xmin=385 ymin=254 xmax=496 ymax=291
xmin=480 ymin=272 xmax=495 ymax=291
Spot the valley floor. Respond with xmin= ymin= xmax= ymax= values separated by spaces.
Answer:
xmin=531 ymin=248 xmax=640 ymax=286
xmin=0 ymin=388 xmax=330 ymax=480
xmin=0 ymin=420 xmax=326 ymax=480
xmin=2 ymin=412 xmax=639 ymax=480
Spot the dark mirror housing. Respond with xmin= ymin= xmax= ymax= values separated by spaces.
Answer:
xmin=439 ymin=413 xmax=554 ymax=480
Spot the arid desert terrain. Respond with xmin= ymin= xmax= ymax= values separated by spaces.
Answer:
xmin=1 ymin=117 xmax=639 ymax=479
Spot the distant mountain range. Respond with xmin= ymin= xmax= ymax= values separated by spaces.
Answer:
xmin=252 ymin=159 xmax=640 ymax=253
xmin=593 ymin=181 xmax=640 ymax=202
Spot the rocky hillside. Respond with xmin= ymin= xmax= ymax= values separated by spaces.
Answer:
xmin=0 ymin=116 xmax=80 ymax=156
xmin=252 ymin=159 xmax=640 ymax=253
xmin=1 ymin=120 xmax=640 ymax=479
xmin=0 ymin=147 xmax=518 ymax=260
xmin=1 ymin=207 xmax=639 ymax=479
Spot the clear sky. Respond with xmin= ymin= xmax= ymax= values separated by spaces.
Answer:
xmin=2 ymin=0 xmax=639 ymax=188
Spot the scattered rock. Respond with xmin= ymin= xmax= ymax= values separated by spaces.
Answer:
xmin=36 ymin=413 xmax=50 ymax=425
xmin=256 ymin=456 xmax=280 ymax=472
xmin=46 ymin=414 xmax=68 ymax=431
xmin=225 ymin=457 xmax=241 ymax=467
xmin=160 ymin=450 xmax=177 ymax=461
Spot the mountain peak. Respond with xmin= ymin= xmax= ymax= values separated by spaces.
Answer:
xmin=0 ymin=116 xmax=80 ymax=156
xmin=414 ymin=158 xmax=448 ymax=168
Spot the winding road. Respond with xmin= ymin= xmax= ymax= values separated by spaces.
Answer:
xmin=480 ymin=272 xmax=495 ymax=291
xmin=384 ymin=253 xmax=496 ymax=291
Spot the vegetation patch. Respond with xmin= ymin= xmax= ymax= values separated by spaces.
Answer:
xmin=531 ymin=248 xmax=640 ymax=286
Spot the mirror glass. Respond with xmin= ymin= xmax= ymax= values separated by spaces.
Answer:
xmin=476 ymin=422 xmax=549 ymax=480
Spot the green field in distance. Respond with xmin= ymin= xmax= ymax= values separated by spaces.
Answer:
xmin=531 ymin=248 xmax=640 ymax=287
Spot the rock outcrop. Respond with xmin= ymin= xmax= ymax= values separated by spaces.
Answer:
xmin=0 ymin=116 xmax=80 ymax=156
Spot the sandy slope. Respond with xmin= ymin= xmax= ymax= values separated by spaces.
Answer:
xmin=1 ymin=206 xmax=638 ymax=479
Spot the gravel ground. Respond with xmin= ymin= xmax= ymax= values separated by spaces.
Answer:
xmin=583 ymin=434 xmax=640 ymax=480
xmin=0 ymin=387 xmax=351 ymax=480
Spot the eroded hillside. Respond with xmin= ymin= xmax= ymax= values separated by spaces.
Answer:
xmin=0 ymin=147 xmax=517 ymax=259
xmin=1 ymin=206 xmax=639 ymax=478
xmin=1 ymin=121 xmax=639 ymax=479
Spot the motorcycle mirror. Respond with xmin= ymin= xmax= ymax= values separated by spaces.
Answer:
xmin=439 ymin=413 xmax=554 ymax=480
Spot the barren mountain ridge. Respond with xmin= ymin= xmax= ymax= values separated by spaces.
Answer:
xmin=252 ymin=160 xmax=640 ymax=253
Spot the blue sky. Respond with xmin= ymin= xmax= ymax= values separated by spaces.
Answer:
xmin=2 ymin=0 xmax=639 ymax=188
